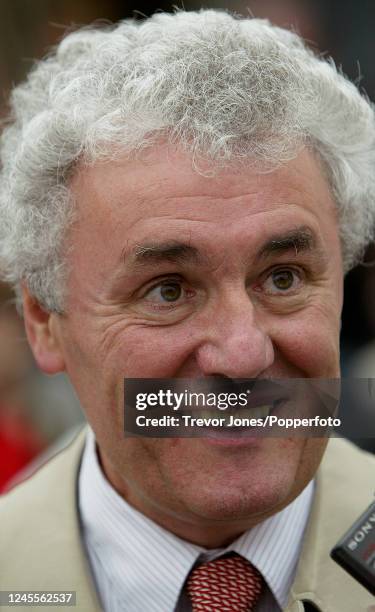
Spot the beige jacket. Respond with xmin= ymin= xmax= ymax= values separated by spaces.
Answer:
xmin=0 ymin=430 xmax=374 ymax=612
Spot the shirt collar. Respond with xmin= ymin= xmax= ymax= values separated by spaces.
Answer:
xmin=79 ymin=428 xmax=314 ymax=611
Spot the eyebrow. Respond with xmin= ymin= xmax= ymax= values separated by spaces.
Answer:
xmin=124 ymin=241 xmax=203 ymax=268
xmin=256 ymin=227 xmax=318 ymax=260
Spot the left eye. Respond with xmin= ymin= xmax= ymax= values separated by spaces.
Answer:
xmin=264 ymin=269 xmax=301 ymax=293
xmin=145 ymin=281 xmax=184 ymax=303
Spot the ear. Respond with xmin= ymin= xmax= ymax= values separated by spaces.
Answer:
xmin=22 ymin=286 xmax=66 ymax=374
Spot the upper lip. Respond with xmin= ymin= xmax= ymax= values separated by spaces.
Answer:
xmin=223 ymin=379 xmax=290 ymax=410
xmin=181 ymin=380 xmax=290 ymax=417
xmin=244 ymin=386 xmax=289 ymax=410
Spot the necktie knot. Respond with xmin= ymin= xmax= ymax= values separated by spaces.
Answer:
xmin=186 ymin=553 xmax=264 ymax=611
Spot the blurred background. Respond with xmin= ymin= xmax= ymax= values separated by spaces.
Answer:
xmin=0 ymin=0 xmax=374 ymax=492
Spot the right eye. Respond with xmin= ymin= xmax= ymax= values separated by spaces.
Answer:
xmin=145 ymin=281 xmax=184 ymax=304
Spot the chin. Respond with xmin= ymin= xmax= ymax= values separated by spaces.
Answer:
xmin=185 ymin=475 xmax=295 ymax=524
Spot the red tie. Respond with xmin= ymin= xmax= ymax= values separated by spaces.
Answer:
xmin=186 ymin=553 xmax=264 ymax=611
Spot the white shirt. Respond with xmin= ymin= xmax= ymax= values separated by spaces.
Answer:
xmin=78 ymin=429 xmax=314 ymax=612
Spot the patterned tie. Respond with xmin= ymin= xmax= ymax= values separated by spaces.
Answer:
xmin=186 ymin=553 xmax=264 ymax=611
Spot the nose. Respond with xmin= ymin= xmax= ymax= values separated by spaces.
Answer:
xmin=194 ymin=290 xmax=274 ymax=379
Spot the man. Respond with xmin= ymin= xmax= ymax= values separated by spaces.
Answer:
xmin=0 ymin=10 xmax=374 ymax=612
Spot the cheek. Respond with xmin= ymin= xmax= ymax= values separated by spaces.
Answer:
xmin=57 ymin=318 xmax=123 ymax=431
xmin=116 ymin=325 xmax=200 ymax=377
xmin=270 ymin=309 xmax=341 ymax=377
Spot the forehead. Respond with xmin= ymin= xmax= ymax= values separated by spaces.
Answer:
xmin=71 ymin=144 xmax=337 ymax=220
xmin=67 ymin=145 xmax=340 ymax=279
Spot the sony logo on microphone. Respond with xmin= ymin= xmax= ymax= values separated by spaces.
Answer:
xmin=346 ymin=512 xmax=375 ymax=551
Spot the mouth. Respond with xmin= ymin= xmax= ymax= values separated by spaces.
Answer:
xmin=125 ymin=378 xmax=338 ymax=441
xmin=195 ymin=404 xmax=274 ymax=426
xmin=183 ymin=398 xmax=287 ymax=439
xmin=224 ymin=404 xmax=273 ymax=427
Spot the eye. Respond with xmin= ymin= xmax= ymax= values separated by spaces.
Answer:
xmin=263 ymin=268 xmax=302 ymax=294
xmin=143 ymin=279 xmax=191 ymax=305
xmin=157 ymin=282 xmax=182 ymax=302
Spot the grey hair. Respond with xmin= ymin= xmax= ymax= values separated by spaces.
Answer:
xmin=1 ymin=9 xmax=375 ymax=312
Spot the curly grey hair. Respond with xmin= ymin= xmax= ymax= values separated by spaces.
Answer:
xmin=1 ymin=9 xmax=375 ymax=312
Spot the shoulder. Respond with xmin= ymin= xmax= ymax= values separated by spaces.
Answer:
xmin=0 ymin=426 xmax=102 ymax=610
xmin=0 ymin=428 xmax=87 ymax=585
xmin=287 ymin=439 xmax=375 ymax=611
xmin=0 ymin=427 xmax=86 ymax=530
xmin=319 ymin=436 xmax=375 ymax=490
xmin=312 ymin=437 xmax=375 ymax=543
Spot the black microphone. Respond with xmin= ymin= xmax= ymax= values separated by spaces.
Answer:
xmin=330 ymin=499 xmax=375 ymax=595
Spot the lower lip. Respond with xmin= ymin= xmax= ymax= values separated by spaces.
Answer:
xmin=197 ymin=428 xmax=263 ymax=448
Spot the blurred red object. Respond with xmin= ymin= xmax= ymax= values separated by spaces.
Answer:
xmin=0 ymin=409 xmax=45 ymax=493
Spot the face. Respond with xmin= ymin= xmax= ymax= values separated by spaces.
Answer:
xmin=25 ymin=144 xmax=343 ymax=546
